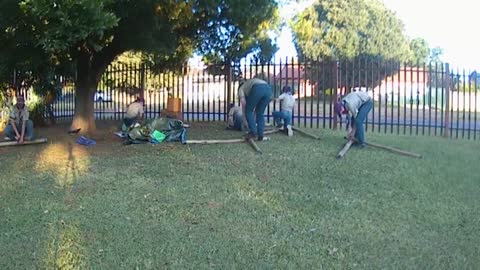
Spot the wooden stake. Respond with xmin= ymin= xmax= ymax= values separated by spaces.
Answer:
xmin=336 ymin=140 xmax=353 ymax=159
xmin=292 ymin=126 xmax=321 ymax=140
xmin=0 ymin=138 xmax=48 ymax=147
xmin=247 ymin=138 xmax=262 ymax=154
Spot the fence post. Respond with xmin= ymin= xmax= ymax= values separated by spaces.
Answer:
xmin=444 ymin=63 xmax=450 ymax=138
xmin=226 ymin=61 xmax=232 ymax=106
xmin=140 ymin=64 xmax=146 ymax=101
xmin=333 ymin=61 xmax=339 ymax=130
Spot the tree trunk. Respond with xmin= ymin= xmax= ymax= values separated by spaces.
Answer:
xmin=70 ymin=52 xmax=100 ymax=134
xmin=71 ymin=80 xmax=96 ymax=134
xmin=69 ymin=45 xmax=123 ymax=134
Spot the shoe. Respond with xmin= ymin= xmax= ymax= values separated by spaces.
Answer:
xmin=245 ymin=132 xmax=256 ymax=140
xmin=4 ymin=137 xmax=11 ymax=141
xmin=287 ymin=125 xmax=293 ymax=136
xmin=256 ymin=136 xmax=270 ymax=141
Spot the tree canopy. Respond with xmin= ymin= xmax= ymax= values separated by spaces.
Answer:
xmin=409 ymin=38 xmax=430 ymax=65
xmin=291 ymin=0 xmax=411 ymax=62
xmin=0 ymin=0 xmax=280 ymax=132
xmin=289 ymin=0 xmax=416 ymax=92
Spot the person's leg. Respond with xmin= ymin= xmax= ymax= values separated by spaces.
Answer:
xmin=245 ymin=92 xmax=259 ymax=136
xmin=354 ymin=99 xmax=373 ymax=145
xmin=284 ymin=111 xmax=293 ymax=136
xmin=283 ymin=111 xmax=292 ymax=129
xmin=253 ymin=84 xmax=272 ymax=138
xmin=123 ymin=117 xmax=135 ymax=127
xmin=25 ymin=120 xmax=34 ymax=140
xmin=272 ymin=111 xmax=284 ymax=128
xmin=4 ymin=124 xmax=15 ymax=140
xmin=233 ymin=111 xmax=243 ymax=131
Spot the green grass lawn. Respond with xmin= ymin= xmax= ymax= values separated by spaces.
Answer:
xmin=1 ymin=122 xmax=479 ymax=269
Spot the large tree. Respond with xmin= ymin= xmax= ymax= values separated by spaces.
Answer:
xmin=290 ymin=0 xmax=412 ymax=91
xmin=0 ymin=0 xmax=279 ymax=133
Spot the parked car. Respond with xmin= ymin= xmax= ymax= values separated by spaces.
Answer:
xmin=94 ymin=90 xmax=112 ymax=102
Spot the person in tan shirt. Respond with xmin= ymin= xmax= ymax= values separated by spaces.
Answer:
xmin=4 ymin=95 xmax=34 ymax=144
xmin=340 ymin=91 xmax=373 ymax=147
xmin=238 ymin=78 xmax=272 ymax=141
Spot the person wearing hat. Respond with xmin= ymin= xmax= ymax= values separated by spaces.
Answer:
xmin=4 ymin=95 xmax=34 ymax=144
xmin=123 ymin=96 xmax=145 ymax=128
xmin=238 ymin=78 xmax=272 ymax=141
xmin=340 ymin=91 xmax=373 ymax=147
xmin=272 ymin=85 xmax=296 ymax=136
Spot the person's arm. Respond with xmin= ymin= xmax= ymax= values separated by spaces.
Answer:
xmin=345 ymin=107 xmax=356 ymax=139
xmin=275 ymin=93 xmax=285 ymax=103
xmin=347 ymin=118 xmax=356 ymax=140
xmin=137 ymin=104 xmax=145 ymax=120
xmin=237 ymin=86 xmax=248 ymax=128
xmin=19 ymin=119 xmax=26 ymax=144
xmin=9 ymin=119 xmax=20 ymax=139
xmin=240 ymin=97 xmax=247 ymax=127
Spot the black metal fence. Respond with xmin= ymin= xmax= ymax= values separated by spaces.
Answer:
xmin=46 ymin=59 xmax=480 ymax=140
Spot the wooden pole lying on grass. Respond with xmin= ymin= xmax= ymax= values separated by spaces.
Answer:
xmin=185 ymin=139 xmax=245 ymax=144
xmin=186 ymin=136 xmax=271 ymax=145
xmin=344 ymin=137 xmax=422 ymax=159
xmin=365 ymin=141 xmax=422 ymax=159
xmin=263 ymin=129 xmax=280 ymax=135
xmin=0 ymin=138 xmax=48 ymax=147
xmin=336 ymin=140 xmax=353 ymax=159
xmin=188 ymin=138 xmax=263 ymax=154
xmin=292 ymin=126 xmax=321 ymax=140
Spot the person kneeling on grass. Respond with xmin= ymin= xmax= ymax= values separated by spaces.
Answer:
xmin=4 ymin=95 xmax=34 ymax=144
xmin=272 ymin=85 xmax=296 ymax=136
xmin=340 ymin=91 xmax=373 ymax=147
xmin=123 ymin=96 xmax=144 ymax=130
xmin=226 ymin=103 xmax=243 ymax=131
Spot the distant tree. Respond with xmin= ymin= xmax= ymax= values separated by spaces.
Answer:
xmin=409 ymin=38 xmax=430 ymax=65
xmin=429 ymin=47 xmax=444 ymax=63
xmin=290 ymin=0 xmax=412 ymax=93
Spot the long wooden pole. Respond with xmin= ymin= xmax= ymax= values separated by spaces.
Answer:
xmin=336 ymin=140 xmax=353 ymax=159
xmin=365 ymin=141 xmax=422 ymax=159
xmin=263 ymin=129 xmax=280 ymax=135
xmin=185 ymin=139 xmax=245 ymax=144
xmin=292 ymin=126 xmax=321 ymax=140
xmin=345 ymin=137 xmax=422 ymax=159
xmin=0 ymin=138 xmax=48 ymax=147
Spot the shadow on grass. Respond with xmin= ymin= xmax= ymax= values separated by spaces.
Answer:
xmin=33 ymin=141 xmax=92 ymax=268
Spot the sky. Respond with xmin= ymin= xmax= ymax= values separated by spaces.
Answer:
xmin=275 ymin=0 xmax=480 ymax=71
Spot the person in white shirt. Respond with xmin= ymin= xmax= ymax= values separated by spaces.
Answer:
xmin=340 ymin=91 xmax=373 ymax=147
xmin=123 ymin=96 xmax=144 ymax=127
xmin=226 ymin=103 xmax=243 ymax=131
xmin=272 ymin=86 xmax=295 ymax=136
